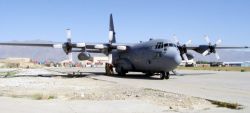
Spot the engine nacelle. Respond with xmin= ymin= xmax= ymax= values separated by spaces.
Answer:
xmin=78 ymin=52 xmax=91 ymax=61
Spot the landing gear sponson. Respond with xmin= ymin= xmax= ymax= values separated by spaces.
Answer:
xmin=105 ymin=63 xmax=169 ymax=80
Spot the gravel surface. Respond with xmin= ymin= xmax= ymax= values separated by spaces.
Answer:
xmin=0 ymin=68 xmax=213 ymax=112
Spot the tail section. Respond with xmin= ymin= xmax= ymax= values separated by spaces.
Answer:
xmin=109 ymin=14 xmax=116 ymax=44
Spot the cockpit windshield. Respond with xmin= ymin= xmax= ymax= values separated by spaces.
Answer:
xmin=155 ymin=42 xmax=177 ymax=49
xmin=164 ymin=43 xmax=177 ymax=47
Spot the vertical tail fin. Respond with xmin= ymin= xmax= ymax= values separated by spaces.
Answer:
xmin=109 ymin=14 xmax=116 ymax=44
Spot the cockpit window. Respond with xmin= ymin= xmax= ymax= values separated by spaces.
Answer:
xmin=164 ymin=43 xmax=177 ymax=47
xmin=155 ymin=42 xmax=164 ymax=49
xmin=156 ymin=42 xmax=176 ymax=49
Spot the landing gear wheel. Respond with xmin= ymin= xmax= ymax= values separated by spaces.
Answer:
xmin=118 ymin=71 xmax=126 ymax=76
xmin=165 ymin=72 xmax=170 ymax=79
xmin=116 ymin=66 xmax=126 ymax=76
xmin=160 ymin=72 xmax=166 ymax=80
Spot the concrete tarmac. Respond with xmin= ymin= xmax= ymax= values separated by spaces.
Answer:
xmin=77 ymin=68 xmax=250 ymax=113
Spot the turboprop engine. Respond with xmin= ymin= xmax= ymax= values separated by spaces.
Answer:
xmin=78 ymin=52 xmax=91 ymax=61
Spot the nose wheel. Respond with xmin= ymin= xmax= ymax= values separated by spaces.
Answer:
xmin=160 ymin=72 xmax=170 ymax=80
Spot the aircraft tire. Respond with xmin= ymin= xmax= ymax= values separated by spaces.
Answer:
xmin=165 ymin=72 xmax=170 ymax=79
xmin=118 ymin=72 xmax=126 ymax=76
xmin=160 ymin=72 xmax=166 ymax=80
xmin=118 ymin=70 xmax=126 ymax=76
xmin=116 ymin=66 xmax=126 ymax=76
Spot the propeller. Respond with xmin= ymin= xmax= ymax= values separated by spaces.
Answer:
xmin=202 ymin=35 xmax=222 ymax=60
xmin=173 ymin=35 xmax=192 ymax=62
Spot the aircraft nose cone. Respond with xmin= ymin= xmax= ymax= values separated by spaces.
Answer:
xmin=162 ymin=48 xmax=182 ymax=71
xmin=167 ymin=53 xmax=181 ymax=71
xmin=173 ymin=54 xmax=182 ymax=66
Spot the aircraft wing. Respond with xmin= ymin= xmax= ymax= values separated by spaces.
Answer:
xmin=185 ymin=45 xmax=248 ymax=59
xmin=175 ymin=44 xmax=249 ymax=61
xmin=0 ymin=13 xmax=129 ymax=54
xmin=186 ymin=45 xmax=249 ymax=50
xmin=0 ymin=42 xmax=54 ymax=47
xmin=0 ymin=42 xmax=129 ymax=53
xmin=0 ymin=14 xmax=129 ymax=57
xmin=211 ymin=46 xmax=249 ymax=49
xmin=0 ymin=42 xmax=96 ymax=49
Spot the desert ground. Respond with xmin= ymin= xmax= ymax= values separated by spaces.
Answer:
xmin=0 ymin=67 xmax=249 ymax=113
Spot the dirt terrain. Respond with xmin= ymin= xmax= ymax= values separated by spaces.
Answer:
xmin=0 ymin=68 xmax=214 ymax=113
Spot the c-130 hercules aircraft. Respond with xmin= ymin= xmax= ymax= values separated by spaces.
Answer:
xmin=0 ymin=14 xmax=248 ymax=79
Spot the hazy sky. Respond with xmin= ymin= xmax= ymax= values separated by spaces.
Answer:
xmin=0 ymin=0 xmax=250 ymax=46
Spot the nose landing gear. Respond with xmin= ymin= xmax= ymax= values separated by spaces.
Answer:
xmin=160 ymin=72 xmax=170 ymax=80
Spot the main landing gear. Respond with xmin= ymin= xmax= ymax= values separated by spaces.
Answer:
xmin=105 ymin=63 xmax=127 ymax=76
xmin=160 ymin=72 xmax=170 ymax=80
xmin=115 ymin=65 xmax=127 ymax=76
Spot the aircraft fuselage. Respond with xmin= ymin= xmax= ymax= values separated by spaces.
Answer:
xmin=112 ymin=39 xmax=182 ymax=73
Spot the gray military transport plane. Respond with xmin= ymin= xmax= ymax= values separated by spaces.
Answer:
xmin=0 ymin=14 xmax=248 ymax=79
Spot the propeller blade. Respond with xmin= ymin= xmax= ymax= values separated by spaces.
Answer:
xmin=204 ymin=35 xmax=210 ymax=44
xmin=185 ymin=40 xmax=192 ymax=45
xmin=215 ymin=52 xmax=220 ymax=60
xmin=202 ymin=49 xmax=210 ymax=56
xmin=216 ymin=39 xmax=222 ymax=45
xmin=173 ymin=34 xmax=179 ymax=44
xmin=182 ymin=53 xmax=188 ymax=62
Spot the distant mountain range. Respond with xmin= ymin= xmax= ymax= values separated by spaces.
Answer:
xmin=0 ymin=40 xmax=66 ymax=62
xmin=0 ymin=40 xmax=249 ymax=62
